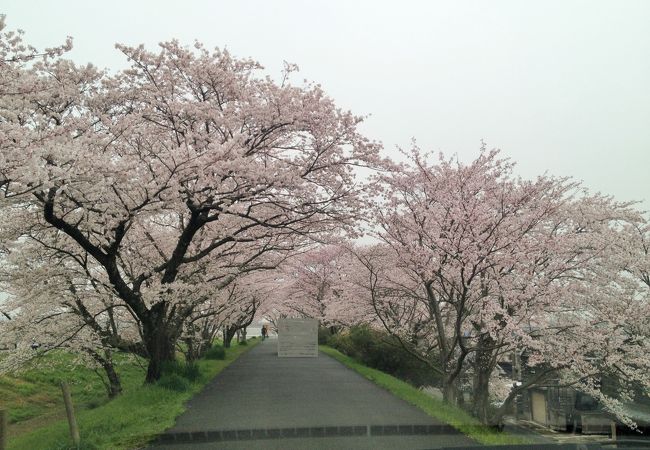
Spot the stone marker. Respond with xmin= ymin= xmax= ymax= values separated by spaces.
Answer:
xmin=277 ymin=318 xmax=318 ymax=357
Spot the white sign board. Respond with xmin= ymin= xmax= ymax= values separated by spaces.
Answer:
xmin=277 ymin=318 xmax=318 ymax=357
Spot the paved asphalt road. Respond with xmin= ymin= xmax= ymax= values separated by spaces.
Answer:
xmin=149 ymin=338 xmax=478 ymax=449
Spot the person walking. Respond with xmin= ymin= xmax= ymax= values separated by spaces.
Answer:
xmin=261 ymin=324 xmax=268 ymax=340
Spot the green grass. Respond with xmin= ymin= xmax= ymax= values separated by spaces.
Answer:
xmin=4 ymin=341 xmax=257 ymax=450
xmin=0 ymin=352 xmax=146 ymax=426
xmin=320 ymin=345 xmax=531 ymax=446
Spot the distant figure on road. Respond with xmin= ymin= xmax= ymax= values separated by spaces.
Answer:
xmin=261 ymin=324 xmax=268 ymax=340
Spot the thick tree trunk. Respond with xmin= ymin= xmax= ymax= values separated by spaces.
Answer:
xmin=442 ymin=377 xmax=459 ymax=405
xmin=472 ymin=333 xmax=497 ymax=425
xmin=223 ymin=325 xmax=237 ymax=348
xmin=473 ymin=368 xmax=491 ymax=423
xmin=143 ymin=306 xmax=177 ymax=383
xmin=144 ymin=335 xmax=175 ymax=382
xmin=440 ymin=352 xmax=463 ymax=406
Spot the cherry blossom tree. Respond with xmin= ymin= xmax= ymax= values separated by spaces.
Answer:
xmin=219 ymin=285 xmax=262 ymax=348
xmin=274 ymin=246 xmax=348 ymax=325
xmin=0 ymin=239 xmax=141 ymax=398
xmin=354 ymin=145 xmax=650 ymax=427
xmin=0 ymin=16 xmax=74 ymax=199
xmin=0 ymin=20 xmax=380 ymax=381
xmin=478 ymin=195 xmax=649 ymax=428
xmin=178 ymin=294 xmax=229 ymax=362
xmin=186 ymin=269 xmax=278 ymax=351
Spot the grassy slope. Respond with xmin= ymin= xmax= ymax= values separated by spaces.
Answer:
xmin=320 ymin=345 xmax=531 ymax=446
xmin=1 ymin=352 xmax=146 ymax=429
xmin=4 ymin=340 xmax=257 ymax=450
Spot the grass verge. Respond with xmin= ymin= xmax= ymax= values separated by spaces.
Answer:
xmin=320 ymin=345 xmax=531 ymax=446
xmin=5 ymin=339 xmax=258 ymax=450
xmin=1 ymin=352 xmax=146 ymax=430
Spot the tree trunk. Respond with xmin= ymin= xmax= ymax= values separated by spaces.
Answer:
xmin=144 ymin=335 xmax=175 ymax=382
xmin=143 ymin=306 xmax=177 ymax=383
xmin=183 ymin=338 xmax=199 ymax=363
xmin=197 ymin=336 xmax=213 ymax=359
xmin=184 ymin=325 xmax=215 ymax=362
xmin=440 ymin=352 xmax=462 ymax=406
xmin=103 ymin=357 xmax=122 ymax=399
xmin=473 ymin=367 xmax=491 ymax=424
xmin=87 ymin=348 xmax=122 ymax=398
xmin=491 ymin=391 xmax=518 ymax=429
xmin=472 ymin=333 xmax=497 ymax=425
xmin=240 ymin=328 xmax=247 ymax=343
xmin=442 ymin=377 xmax=459 ymax=405
xmin=223 ymin=325 xmax=237 ymax=348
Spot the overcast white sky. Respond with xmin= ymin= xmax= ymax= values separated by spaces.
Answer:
xmin=3 ymin=0 xmax=649 ymax=208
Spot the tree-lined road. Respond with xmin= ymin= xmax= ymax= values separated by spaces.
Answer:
xmin=151 ymin=339 xmax=477 ymax=449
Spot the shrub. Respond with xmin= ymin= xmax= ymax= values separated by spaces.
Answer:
xmin=318 ymin=327 xmax=333 ymax=344
xmin=238 ymin=340 xmax=248 ymax=346
xmin=328 ymin=334 xmax=351 ymax=356
xmin=157 ymin=373 xmax=191 ymax=392
xmin=203 ymin=345 xmax=226 ymax=360
xmin=328 ymin=325 xmax=441 ymax=387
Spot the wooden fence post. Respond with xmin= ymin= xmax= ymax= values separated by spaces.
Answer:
xmin=0 ymin=409 xmax=7 ymax=450
xmin=60 ymin=382 xmax=80 ymax=446
xmin=610 ymin=421 xmax=617 ymax=441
